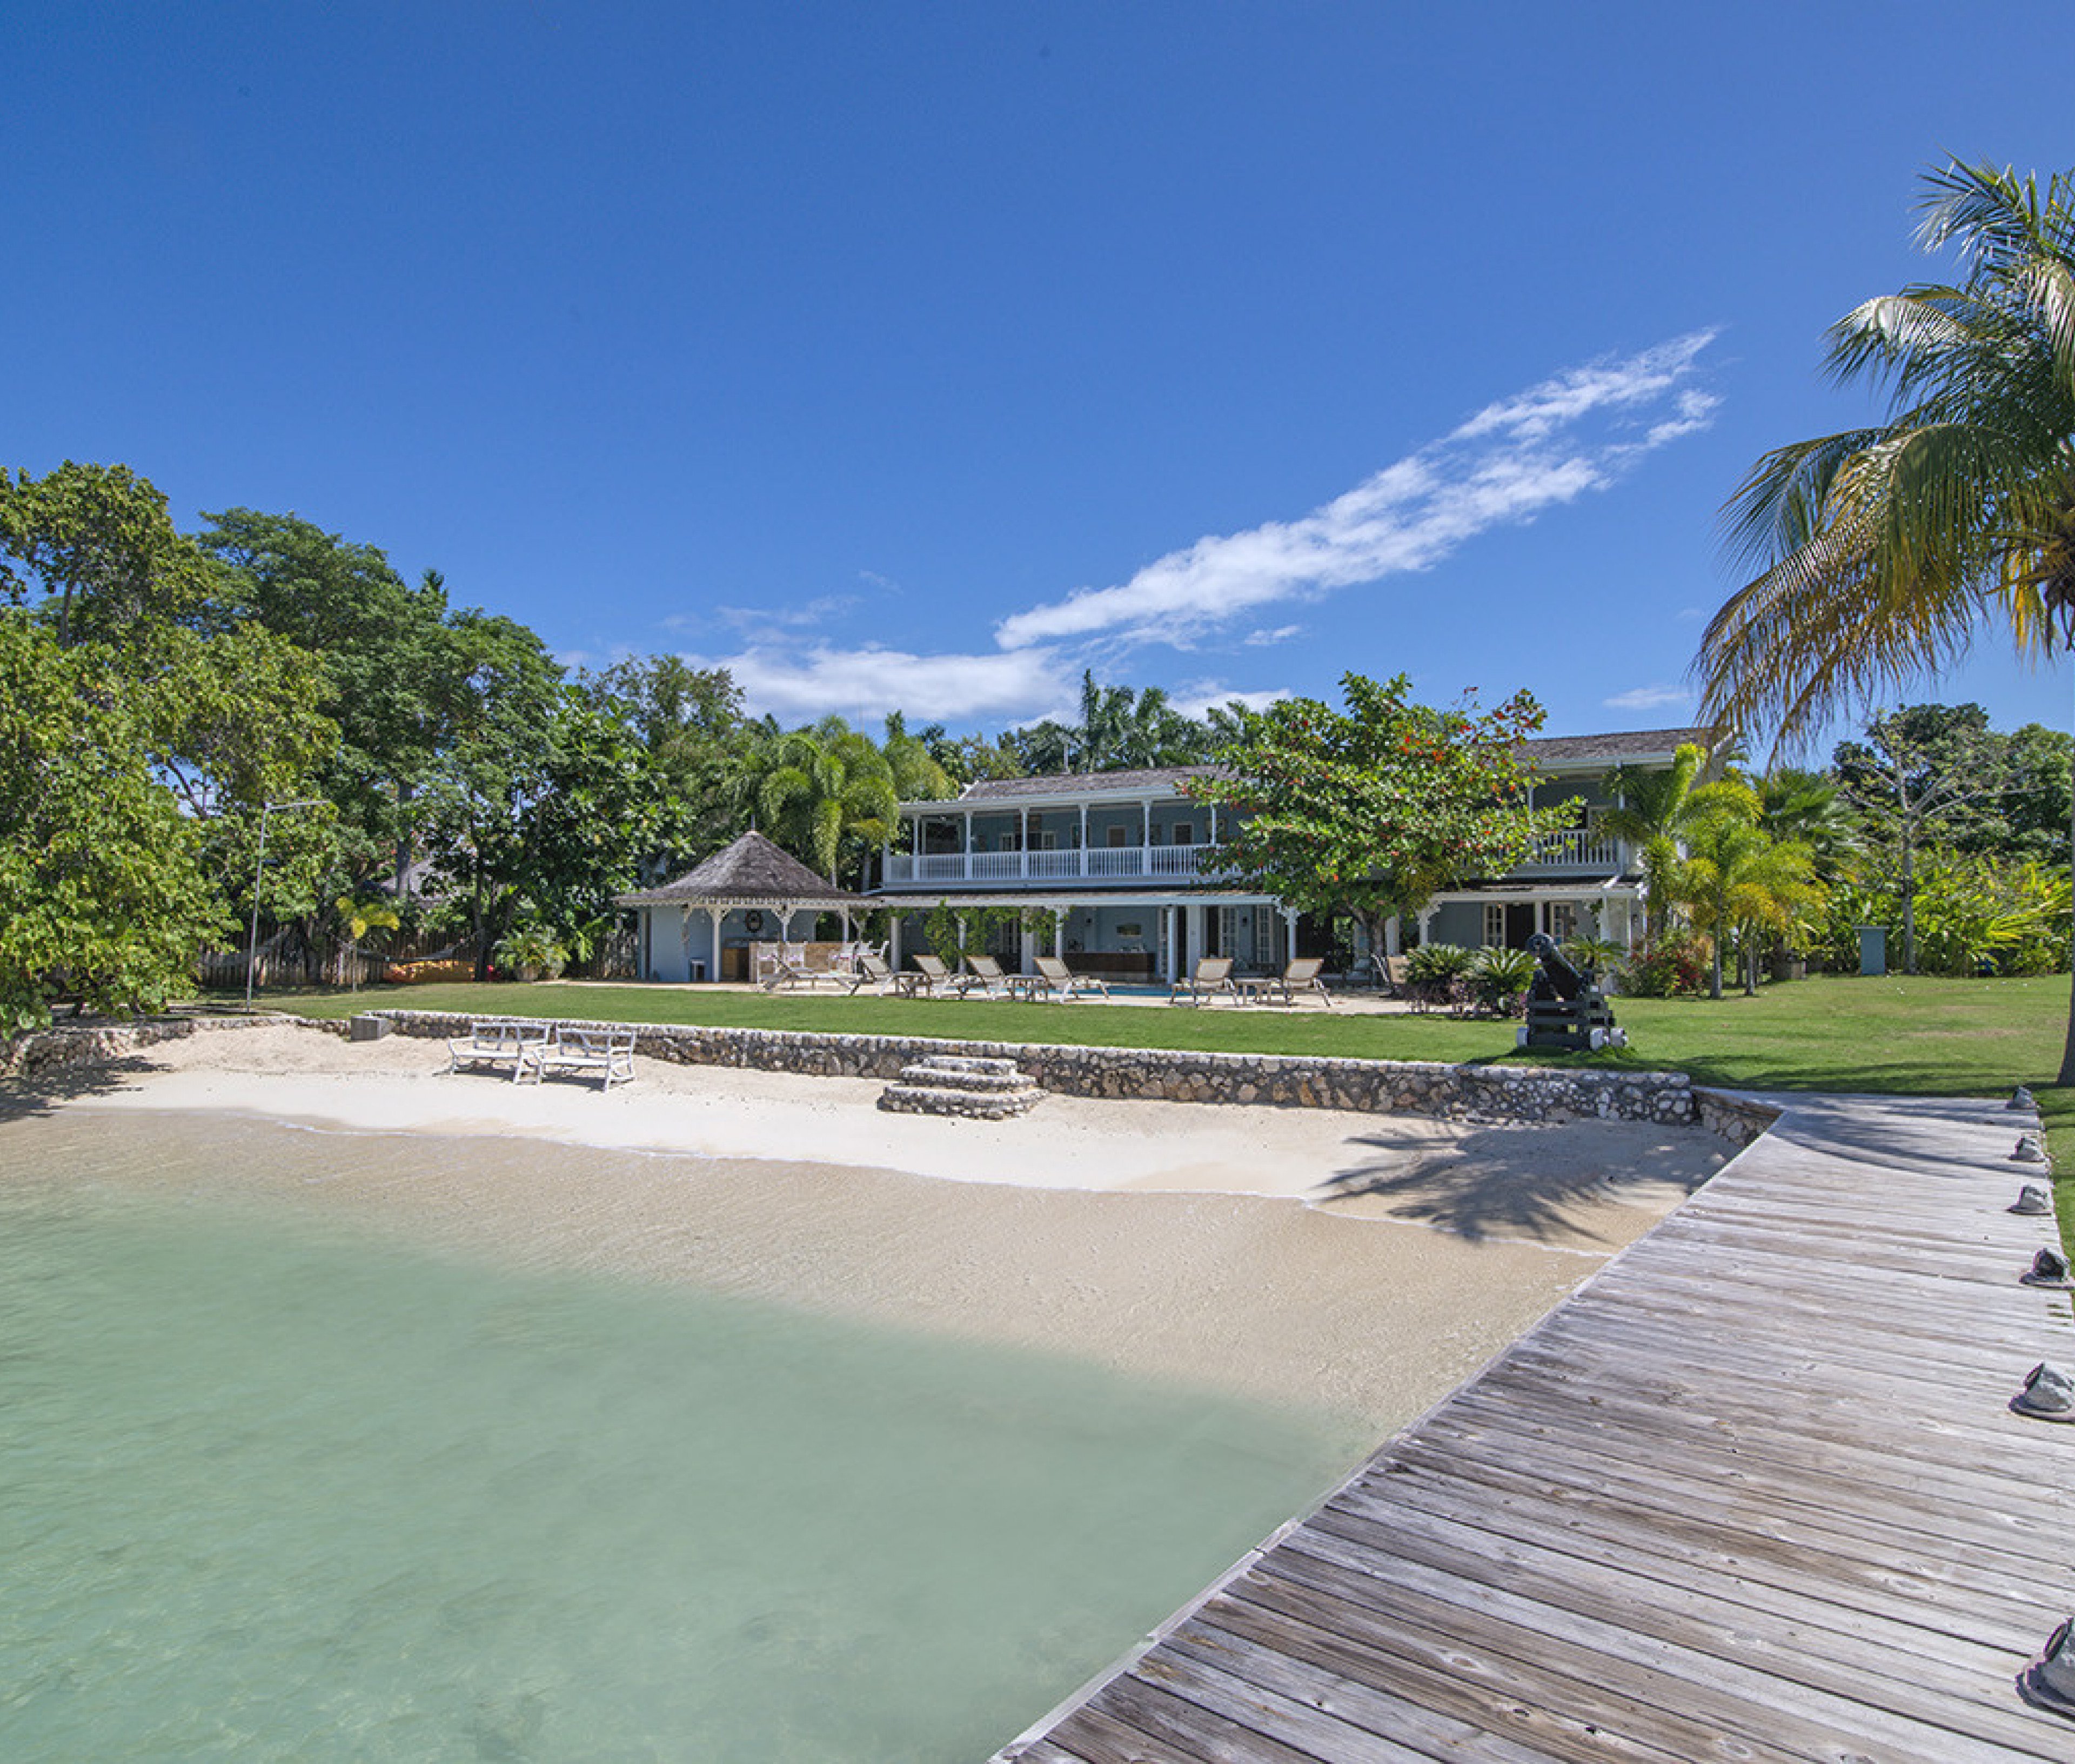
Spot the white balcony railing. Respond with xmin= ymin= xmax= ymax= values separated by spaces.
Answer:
xmin=1517 ymin=829 xmax=1625 ymax=871
xmin=882 ymin=844 xmax=1222 ymax=887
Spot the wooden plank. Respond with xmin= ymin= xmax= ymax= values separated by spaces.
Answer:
xmin=995 ymin=1094 xmax=2075 ymax=1763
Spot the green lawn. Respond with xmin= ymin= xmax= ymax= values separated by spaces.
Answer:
xmin=262 ymin=973 xmax=2068 ymax=1098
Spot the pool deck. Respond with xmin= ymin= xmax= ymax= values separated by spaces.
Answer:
xmin=994 ymin=1092 xmax=2075 ymax=1762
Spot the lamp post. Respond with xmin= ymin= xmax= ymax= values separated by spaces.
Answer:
xmin=245 ymin=798 xmax=326 ymax=1010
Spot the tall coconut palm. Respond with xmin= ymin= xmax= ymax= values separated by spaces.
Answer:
xmin=1696 ymin=156 xmax=2075 ymax=1072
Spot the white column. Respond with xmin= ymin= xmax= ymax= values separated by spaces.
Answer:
xmin=1281 ymin=907 xmax=1299 ymax=967
xmin=1078 ymin=803 xmax=1088 ymax=876
xmin=1053 ymin=907 xmax=1066 ymax=963
xmin=1185 ymin=903 xmax=1207 ymax=976
xmin=1018 ymin=924 xmax=1035 ymax=974
xmin=1417 ymin=907 xmax=1437 ymax=946
xmin=1384 ymin=914 xmax=1402 ymax=956
xmin=706 ymin=905 xmax=722 ymax=983
xmin=891 ymin=913 xmax=903 ymax=969
xmin=962 ymin=811 xmax=973 ymax=880
xmin=1141 ymin=799 xmax=1152 ymax=874
xmin=1020 ymin=807 xmax=1029 ymax=878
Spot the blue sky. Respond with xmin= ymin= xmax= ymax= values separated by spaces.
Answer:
xmin=8 ymin=3 xmax=2071 ymax=754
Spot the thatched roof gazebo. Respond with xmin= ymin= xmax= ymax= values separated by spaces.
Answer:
xmin=617 ymin=831 xmax=870 ymax=983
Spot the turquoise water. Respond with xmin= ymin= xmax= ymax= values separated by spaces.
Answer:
xmin=0 ymin=1111 xmax=1357 ymax=1761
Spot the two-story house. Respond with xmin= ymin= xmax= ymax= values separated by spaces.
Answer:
xmin=875 ymin=727 xmax=1712 ymax=981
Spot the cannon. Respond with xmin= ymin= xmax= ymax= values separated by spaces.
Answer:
xmin=1518 ymin=932 xmax=1628 ymax=1052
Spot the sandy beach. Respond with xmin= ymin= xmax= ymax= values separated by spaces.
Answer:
xmin=5 ymin=1022 xmax=1735 ymax=1433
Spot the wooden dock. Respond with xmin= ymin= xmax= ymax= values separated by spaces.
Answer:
xmin=995 ymin=1092 xmax=2075 ymax=1762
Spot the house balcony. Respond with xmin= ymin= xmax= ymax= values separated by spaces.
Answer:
xmin=1512 ymin=828 xmax=1627 ymax=873
xmin=881 ymin=843 xmax=1228 ymax=889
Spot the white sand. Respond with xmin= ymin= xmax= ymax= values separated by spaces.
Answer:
xmin=8 ymin=1022 xmax=1735 ymax=1432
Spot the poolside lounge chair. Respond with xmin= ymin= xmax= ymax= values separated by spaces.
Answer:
xmin=1168 ymin=955 xmax=1237 ymax=1006
xmin=847 ymin=950 xmax=900 ymax=994
xmin=907 ymin=952 xmax=956 ymax=996
xmin=1257 ymin=955 xmax=1333 ymax=1008
xmin=1033 ymin=954 xmax=1108 ymax=1001
xmin=960 ymin=953 xmax=1011 ymax=998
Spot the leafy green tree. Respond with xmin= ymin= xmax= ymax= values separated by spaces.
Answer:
xmin=1834 ymin=706 xmax=2012 ymax=972
xmin=1188 ymin=672 xmax=1558 ymax=958
xmin=2 ymin=470 xmax=340 ymax=953
xmin=0 ymin=462 xmax=213 ymax=647
xmin=1691 ymin=156 xmax=2075 ymax=1071
xmin=580 ymin=654 xmax=755 ymax=846
xmin=0 ymin=619 xmax=226 ymax=1031
xmin=200 ymin=509 xmax=459 ymax=893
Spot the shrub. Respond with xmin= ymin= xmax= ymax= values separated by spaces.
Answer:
xmin=493 ymin=926 xmax=567 ymax=982
xmin=1623 ymin=932 xmax=1710 ymax=998
xmin=1403 ymin=941 xmax=1473 ymax=1009
xmin=1466 ymin=944 xmax=1536 ymax=1017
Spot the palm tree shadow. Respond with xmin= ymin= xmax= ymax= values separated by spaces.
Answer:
xmin=1318 ymin=1120 xmax=1723 ymax=1245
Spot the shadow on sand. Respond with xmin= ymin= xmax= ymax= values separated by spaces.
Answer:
xmin=1317 ymin=1120 xmax=1720 ymax=1246
xmin=0 ymin=1054 xmax=160 ymax=1125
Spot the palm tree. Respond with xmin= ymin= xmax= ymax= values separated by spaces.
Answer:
xmin=1673 ymin=786 xmax=1822 ymax=998
xmin=1599 ymin=741 xmax=1707 ymax=939
xmin=1695 ymin=155 xmax=2075 ymax=1070
xmin=739 ymin=720 xmax=898 ymax=887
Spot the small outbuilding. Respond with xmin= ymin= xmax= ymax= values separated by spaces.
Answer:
xmin=617 ymin=830 xmax=869 ymax=983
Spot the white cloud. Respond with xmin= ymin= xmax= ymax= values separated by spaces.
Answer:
xmin=1244 ymin=624 xmax=1303 ymax=647
xmin=1603 ymin=684 xmax=1695 ymax=712
xmin=994 ymin=332 xmax=1719 ymax=653
xmin=707 ymin=593 xmax=860 ymax=635
xmin=1169 ymin=681 xmax=1290 ymax=720
xmin=698 ymin=643 xmax=1068 ymax=725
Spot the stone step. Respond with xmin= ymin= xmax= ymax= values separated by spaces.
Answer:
xmin=877 ymin=1083 xmax=1045 ymax=1120
xmin=896 ymin=1064 xmax=1034 ymax=1094
xmin=906 ymin=1055 xmax=1021 ymax=1077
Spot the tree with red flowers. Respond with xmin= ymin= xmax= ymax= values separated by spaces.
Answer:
xmin=1188 ymin=672 xmax=1559 ymax=956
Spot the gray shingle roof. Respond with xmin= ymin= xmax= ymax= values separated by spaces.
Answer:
xmin=616 ymin=830 xmax=868 ymax=907
xmin=958 ymin=765 xmax=1223 ymax=800
xmin=1521 ymin=726 xmax=1717 ymax=766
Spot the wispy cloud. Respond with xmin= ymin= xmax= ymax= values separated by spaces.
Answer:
xmin=698 ymin=644 xmax=1068 ymax=725
xmin=681 ymin=334 xmax=1719 ymax=727
xmin=706 ymin=593 xmax=860 ymax=636
xmin=1604 ymin=684 xmax=1694 ymax=712
xmin=994 ymin=331 xmax=1719 ymax=653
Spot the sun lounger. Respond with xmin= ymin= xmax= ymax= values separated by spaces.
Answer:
xmin=1249 ymin=955 xmax=1333 ymax=1008
xmin=446 ymin=1019 xmax=550 ymax=1081
xmin=1032 ymin=954 xmax=1108 ymax=1001
xmin=847 ymin=950 xmax=900 ymax=994
xmin=521 ymin=1024 xmax=637 ymax=1091
xmin=960 ymin=953 xmax=1012 ymax=997
xmin=906 ymin=952 xmax=956 ymax=997
xmin=1168 ymin=955 xmax=1237 ymax=1006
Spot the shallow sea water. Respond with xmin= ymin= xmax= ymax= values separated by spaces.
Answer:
xmin=0 ymin=1110 xmax=1358 ymax=1762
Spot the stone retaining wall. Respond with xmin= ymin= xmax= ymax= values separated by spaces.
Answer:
xmin=0 ymin=1013 xmax=347 ymax=1081
xmin=363 ymin=1008 xmax=1719 ymax=1133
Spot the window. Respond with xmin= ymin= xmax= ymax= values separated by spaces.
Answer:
xmin=1172 ymin=820 xmax=1193 ymax=847
xmin=1482 ymin=903 xmax=1506 ymax=947
xmin=1107 ymin=826 xmax=1128 ymax=847
xmin=1547 ymin=902 xmax=1578 ymax=941
xmin=1039 ymin=830 xmax=1057 ymax=850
